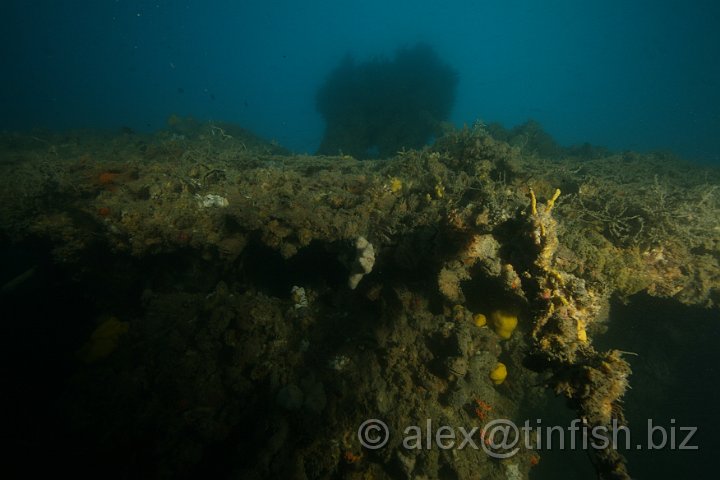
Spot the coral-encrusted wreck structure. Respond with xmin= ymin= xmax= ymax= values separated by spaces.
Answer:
xmin=1 ymin=120 xmax=718 ymax=479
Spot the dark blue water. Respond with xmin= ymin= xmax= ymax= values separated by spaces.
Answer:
xmin=2 ymin=0 xmax=719 ymax=161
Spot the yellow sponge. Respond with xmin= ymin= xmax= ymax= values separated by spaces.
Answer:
xmin=490 ymin=362 xmax=508 ymax=385
xmin=490 ymin=310 xmax=518 ymax=340
xmin=77 ymin=317 xmax=129 ymax=363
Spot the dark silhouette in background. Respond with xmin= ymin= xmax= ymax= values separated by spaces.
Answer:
xmin=316 ymin=44 xmax=458 ymax=159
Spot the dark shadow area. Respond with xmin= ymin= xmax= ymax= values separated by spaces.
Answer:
xmin=521 ymin=393 xmax=598 ymax=479
xmin=316 ymin=43 xmax=457 ymax=159
xmin=0 ymin=238 xmax=365 ymax=478
xmin=0 ymin=245 xmax=104 ymax=477
xmin=594 ymin=293 xmax=720 ymax=478
xmin=240 ymin=240 xmax=348 ymax=297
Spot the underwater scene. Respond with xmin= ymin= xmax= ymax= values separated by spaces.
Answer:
xmin=1 ymin=1 xmax=719 ymax=479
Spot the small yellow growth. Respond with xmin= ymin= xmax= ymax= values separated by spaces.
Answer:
xmin=389 ymin=177 xmax=403 ymax=193
xmin=77 ymin=317 xmax=130 ymax=363
xmin=546 ymin=188 xmax=561 ymax=212
xmin=473 ymin=313 xmax=487 ymax=328
xmin=490 ymin=310 xmax=518 ymax=340
xmin=434 ymin=183 xmax=445 ymax=198
xmin=528 ymin=187 xmax=561 ymax=214
xmin=490 ymin=362 xmax=508 ymax=385
xmin=529 ymin=188 xmax=538 ymax=215
xmin=577 ymin=320 xmax=588 ymax=342
xmin=548 ymin=269 xmax=565 ymax=287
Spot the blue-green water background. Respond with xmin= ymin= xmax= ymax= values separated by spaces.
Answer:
xmin=1 ymin=0 xmax=719 ymax=162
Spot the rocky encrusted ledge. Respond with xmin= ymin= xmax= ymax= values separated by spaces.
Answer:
xmin=1 ymin=123 xmax=718 ymax=478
